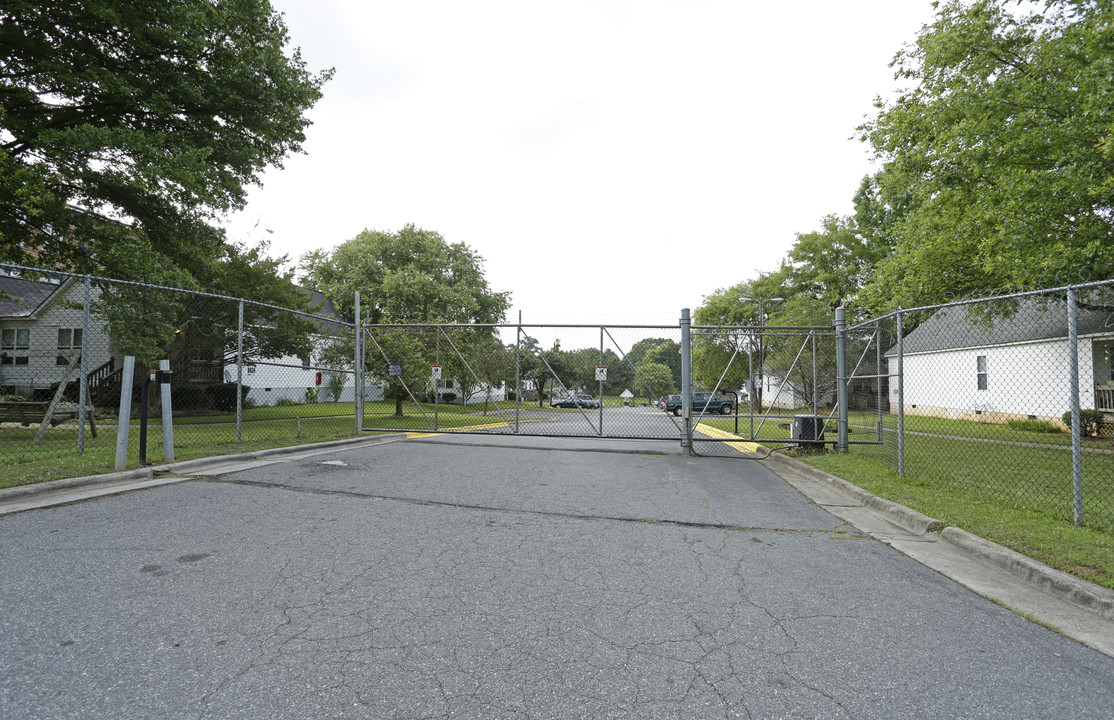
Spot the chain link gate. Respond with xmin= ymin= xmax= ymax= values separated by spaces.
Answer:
xmin=356 ymin=322 xmax=689 ymax=440
xmin=680 ymin=314 xmax=890 ymax=458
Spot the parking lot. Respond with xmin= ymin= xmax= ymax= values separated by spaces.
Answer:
xmin=2 ymin=435 xmax=1112 ymax=719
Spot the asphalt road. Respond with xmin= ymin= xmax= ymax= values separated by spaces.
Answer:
xmin=2 ymin=436 xmax=1112 ymax=719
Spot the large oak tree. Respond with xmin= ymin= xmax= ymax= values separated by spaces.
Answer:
xmin=0 ymin=0 xmax=331 ymax=284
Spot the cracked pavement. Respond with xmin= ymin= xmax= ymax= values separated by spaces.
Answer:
xmin=1 ymin=437 xmax=1112 ymax=719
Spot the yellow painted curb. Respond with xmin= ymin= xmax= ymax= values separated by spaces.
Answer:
xmin=694 ymin=423 xmax=760 ymax=453
xmin=451 ymin=421 xmax=510 ymax=431
xmin=405 ymin=421 xmax=509 ymax=438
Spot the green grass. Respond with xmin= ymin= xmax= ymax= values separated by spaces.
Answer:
xmin=795 ymin=450 xmax=1114 ymax=591
xmin=0 ymin=399 xmax=525 ymax=489
xmin=698 ymin=407 xmax=1114 ymax=590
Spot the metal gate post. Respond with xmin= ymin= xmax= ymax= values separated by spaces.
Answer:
xmin=515 ymin=312 xmax=521 ymax=434
xmin=236 ymin=299 xmax=244 ymax=444
xmin=435 ymin=329 xmax=440 ymax=432
xmin=598 ymin=327 xmax=604 ymax=436
xmin=835 ymin=306 xmax=848 ymax=452
xmin=355 ymin=292 xmax=363 ymax=434
xmin=681 ymin=308 xmax=693 ymax=455
xmin=896 ymin=309 xmax=905 ymax=475
xmin=1068 ymin=286 xmax=1083 ymax=524
xmin=78 ymin=274 xmax=91 ymax=454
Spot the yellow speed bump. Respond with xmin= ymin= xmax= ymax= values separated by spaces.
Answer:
xmin=694 ymin=423 xmax=760 ymax=453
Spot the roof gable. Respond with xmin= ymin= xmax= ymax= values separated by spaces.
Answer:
xmin=0 ymin=275 xmax=67 ymax=318
xmin=892 ymin=297 xmax=1114 ymax=355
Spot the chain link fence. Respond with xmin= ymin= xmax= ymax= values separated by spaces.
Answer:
xmin=851 ymin=282 xmax=1114 ymax=531
xmin=0 ymin=264 xmax=356 ymax=486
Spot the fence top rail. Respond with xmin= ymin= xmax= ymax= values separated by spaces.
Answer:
xmin=692 ymin=324 xmax=833 ymax=332
xmin=0 ymin=261 xmax=356 ymax=327
xmin=845 ymin=277 xmax=1114 ymax=331
xmin=367 ymin=322 xmax=681 ymax=330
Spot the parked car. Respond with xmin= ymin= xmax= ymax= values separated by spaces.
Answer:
xmin=660 ymin=394 xmax=679 ymax=411
xmin=552 ymin=394 xmax=600 ymax=409
xmin=665 ymin=392 xmax=733 ymax=416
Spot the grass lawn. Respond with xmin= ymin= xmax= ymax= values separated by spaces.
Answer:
xmin=0 ymin=399 xmax=521 ymax=489
xmin=698 ymin=408 xmax=1114 ymax=590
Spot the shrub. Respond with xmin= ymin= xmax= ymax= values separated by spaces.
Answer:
xmin=276 ymin=397 xmax=297 ymax=407
xmin=441 ymin=392 xmax=457 ymax=403
xmin=1007 ymin=419 xmax=1060 ymax=434
xmin=47 ymin=379 xmax=81 ymax=402
xmin=204 ymin=382 xmax=250 ymax=413
xmin=1062 ymin=409 xmax=1106 ymax=437
xmin=303 ymin=387 xmax=319 ymax=404
xmin=506 ymin=390 xmax=516 ymax=401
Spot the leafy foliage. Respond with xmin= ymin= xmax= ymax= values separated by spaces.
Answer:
xmin=0 ymin=0 xmax=331 ymax=281
xmin=301 ymin=225 xmax=510 ymax=416
xmin=860 ymin=0 xmax=1114 ymax=309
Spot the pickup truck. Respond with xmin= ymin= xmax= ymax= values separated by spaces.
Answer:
xmin=665 ymin=392 xmax=734 ymax=416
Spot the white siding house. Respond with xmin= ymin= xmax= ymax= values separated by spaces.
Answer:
xmin=886 ymin=299 xmax=1114 ymax=425
xmin=0 ymin=276 xmax=114 ymax=397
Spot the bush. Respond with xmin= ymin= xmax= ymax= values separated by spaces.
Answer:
xmin=276 ymin=397 xmax=297 ymax=407
xmin=204 ymin=382 xmax=250 ymax=413
xmin=441 ymin=392 xmax=457 ymax=403
xmin=506 ymin=390 xmax=516 ymax=401
xmin=1062 ymin=409 xmax=1106 ymax=437
xmin=172 ymin=385 xmax=209 ymax=412
xmin=47 ymin=379 xmax=81 ymax=402
xmin=1007 ymin=419 xmax=1060 ymax=434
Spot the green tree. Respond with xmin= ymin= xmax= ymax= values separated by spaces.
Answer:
xmin=641 ymin=341 xmax=681 ymax=391
xmin=301 ymin=225 xmax=510 ymax=416
xmin=0 ymin=0 xmax=332 ymax=282
xmin=95 ymin=239 xmax=315 ymax=370
xmin=633 ymin=361 xmax=675 ymax=402
xmin=859 ymin=0 xmax=1114 ymax=310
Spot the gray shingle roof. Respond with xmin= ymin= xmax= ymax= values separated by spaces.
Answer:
xmin=0 ymin=275 xmax=63 ymax=318
xmin=891 ymin=297 xmax=1114 ymax=355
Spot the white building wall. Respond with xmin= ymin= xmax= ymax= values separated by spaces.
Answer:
xmin=0 ymin=282 xmax=113 ymax=394
xmin=890 ymin=337 xmax=1097 ymax=423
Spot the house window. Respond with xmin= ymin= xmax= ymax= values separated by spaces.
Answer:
xmin=977 ymin=355 xmax=988 ymax=390
xmin=1 ymin=328 xmax=30 ymax=365
xmin=57 ymin=328 xmax=82 ymax=349
xmin=56 ymin=328 xmax=83 ymax=365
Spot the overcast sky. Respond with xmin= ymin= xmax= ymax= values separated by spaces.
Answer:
xmin=222 ymin=0 xmax=939 ymax=326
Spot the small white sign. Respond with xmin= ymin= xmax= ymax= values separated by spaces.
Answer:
xmin=595 ymin=366 xmax=607 ymax=381
xmin=432 ymin=365 xmax=442 ymax=380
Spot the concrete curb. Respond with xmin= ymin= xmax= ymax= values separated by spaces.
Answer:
xmin=765 ymin=449 xmax=1114 ymax=624
xmin=0 ymin=467 xmax=155 ymax=503
xmin=0 ymin=433 xmax=407 ymax=504
xmin=940 ymin=527 xmax=1114 ymax=621
xmin=764 ymin=451 xmax=944 ymax=535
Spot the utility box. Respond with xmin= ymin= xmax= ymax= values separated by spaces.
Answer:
xmin=792 ymin=415 xmax=825 ymax=444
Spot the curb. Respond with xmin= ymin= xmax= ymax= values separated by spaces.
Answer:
xmin=941 ymin=527 xmax=1114 ymax=621
xmin=0 ymin=467 xmax=155 ymax=503
xmin=764 ymin=451 xmax=944 ymax=535
xmin=765 ymin=449 xmax=1114 ymax=624
xmin=0 ymin=433 xmax=407 ymax=504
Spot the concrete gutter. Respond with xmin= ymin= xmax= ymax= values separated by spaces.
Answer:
xmin=764 ymin=449 xmax=1114 ymax=657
